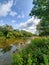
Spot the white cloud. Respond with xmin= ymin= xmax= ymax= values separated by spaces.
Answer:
xmin=11 ymin=20 xmax=16 ymax=23
xmin=0 ymin=20 xmax=4 ymax=26
xmin=10 ymin=11 xmax=17 ymax=16
xmin=17 ymin=15 xmax=21 ymax=18
xmin=0 ymin=0 xmax=13 ymax=16
xmin=23 ymin=26 xmax=36 ymax=34
xmin=17 ymin=12 xmax=25 ymax=18
xmin=17 ymin=17 xmax=40 ymax=33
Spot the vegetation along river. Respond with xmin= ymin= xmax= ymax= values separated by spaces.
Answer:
xmin=0 ymin=38 xmax=31 ymax=65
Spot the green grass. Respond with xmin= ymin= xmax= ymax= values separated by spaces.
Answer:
xmin=11 ymin=37 xmax=49 ymax=65
xmin=0 ymin=37 xmax=27 ymax=48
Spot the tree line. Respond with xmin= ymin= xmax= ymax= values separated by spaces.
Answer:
xmin=0 ymin=24 xmax=34 ymax=39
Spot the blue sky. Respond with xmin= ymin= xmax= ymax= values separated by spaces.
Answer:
xmin=0 ymin=0 xmax=40 ymax=33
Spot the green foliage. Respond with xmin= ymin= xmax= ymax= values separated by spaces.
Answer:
xmin=0 ymin=31 xmax=4 ymax=36
xmin=13 ymin=30 xmax=24 ymax=37
xmin=27 ymin=54 xmax=32 ymax=65
xmin=0 ymin=25 xmax=13 ymax=37
xmin=30 ymin=0 xmax=49 ymax=36
xmin=12 ymin=54 xmax=23 ymax=65
xmin=12 ymin=37 xmax=49 ymax=65
xmin=21 ymin=30 xmax=33 ymax=37
xmin=7 ymin=32 xmax=15 ymax=38
xmin=2 ymin=46 xmax=11 ymax=53
xmin=30 ymin=0 xmax=49 ymax=20
xmin=43 ymin=54 xmax=49 ymax=65
xmin=0 ymin=25 xmax=33 ymax=47
xmin=0 ymin=25 xmax=33 ymax=39
xmin=37 ymin=19 xmax=49 ymax=36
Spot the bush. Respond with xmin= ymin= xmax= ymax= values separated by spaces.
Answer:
xmin=12 ymin=37 xmax=49 ymax=65
xmin=12 ymin=54 xmax=23 ymax=65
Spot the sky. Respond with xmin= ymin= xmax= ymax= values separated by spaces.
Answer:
xmin=0 ymin=0 xmax=40 ymax=33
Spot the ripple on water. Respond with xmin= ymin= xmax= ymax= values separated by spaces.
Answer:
xmin=0 ymin=45 xmax=17 ymax=65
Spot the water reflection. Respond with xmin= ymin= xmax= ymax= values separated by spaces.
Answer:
xmin=0 ymin=45 xmax=17 ymax=65
xmin=0 ymin=48 xmax=3 ymax=57
xmin=0 ymin=38 xmax=31 ymax=65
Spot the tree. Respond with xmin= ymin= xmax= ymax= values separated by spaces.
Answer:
xmin=37 ymin=19 xmax=49 ymax=36
xmin=7 ymin=32 xmax=15 ymax=38
xmin=30 ymin=0 xmax=49 ymax=36
xmin=3 ymin=24 xmax=13 ymax=36
xmin=3 ymin=24 xmax=13 ymax=32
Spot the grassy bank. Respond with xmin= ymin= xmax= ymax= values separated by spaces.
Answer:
xmin=12 ymin=37 xmax=49 ymax=65
xmin=0 ymin=37 xmax=28 ymax=48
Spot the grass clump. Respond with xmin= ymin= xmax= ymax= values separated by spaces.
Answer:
xmin=12 ymin=37 xmax=49 ymax=65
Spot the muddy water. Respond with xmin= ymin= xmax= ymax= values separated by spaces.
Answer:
xmin=0 ymin=45 xmax=18 ymax=65
xmin=0 ymin=39 xmax=31 ymax=65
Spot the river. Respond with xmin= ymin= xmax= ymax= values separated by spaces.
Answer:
xmin=0 ymin=45 xmax=17 ymax=65
xmin=0 ymin=39 xmax=31 ymax=65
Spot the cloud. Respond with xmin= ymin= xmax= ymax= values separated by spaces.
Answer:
xmin=17 ymin=15 xmax=22 ymax=18
xmin=10 ymin=11 xmax=17 ymax=16
xmin=11 ymin=20 xmax=16 ymax=23
xmin=17 ymin=17 xmax=40 ymax=33
xmin=17 ymin=12 xmax=25 ymax=18
xmin=0 ymin=20 xmax=4 ymax=26
xmin=23 ymin=26 xmax=36 ymax=34
xmin=19 ymin=17 xmax=38 ymax=28
xmin=0 ymin=0 xmax=13 ymax=17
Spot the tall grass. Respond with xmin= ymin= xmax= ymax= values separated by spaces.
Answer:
xmin=12 ymin=37 xmax=49 ymax=65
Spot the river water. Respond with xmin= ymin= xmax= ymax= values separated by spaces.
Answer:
xmin=0 ymin=40 xmax=31 ymax=65
xmin=0 ymin=45 xmax=17 ymax=65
